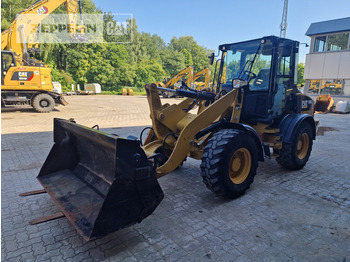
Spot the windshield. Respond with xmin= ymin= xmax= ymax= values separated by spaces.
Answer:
xmin=219 ymin=39 xmax=273 ymax=91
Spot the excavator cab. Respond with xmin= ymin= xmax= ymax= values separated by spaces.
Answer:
xmin=1 ymin=51 xmax=16 ymax=85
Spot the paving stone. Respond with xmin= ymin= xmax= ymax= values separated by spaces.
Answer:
xmin=2 ymin=96 xmax=350 ymax=261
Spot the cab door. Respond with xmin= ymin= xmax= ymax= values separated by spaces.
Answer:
xmin=1 ymin=52 xmax=18 ymax=88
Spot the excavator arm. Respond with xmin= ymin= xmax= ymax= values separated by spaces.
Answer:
xmin=192 ymin=67 xmax=211 ymax=83
xmin=164 ymin=66 xmax=194 ymax=88
xmin=1 ymin=0 xmax=84 ymax=64
xmin=192 ymin=67 xmax=211 ymax=90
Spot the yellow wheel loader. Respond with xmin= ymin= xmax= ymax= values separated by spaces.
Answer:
xmin=26 ymin=36 xmax=317 ymax=241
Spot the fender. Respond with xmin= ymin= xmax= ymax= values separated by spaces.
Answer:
xmin=195 ymin=121 xmax=264 ymax=161
xmin=278 ymin=114 xmax=316 ymax=143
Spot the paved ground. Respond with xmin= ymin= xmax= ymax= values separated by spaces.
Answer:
xmin=1 ymin=95 xmax=350 ymax=262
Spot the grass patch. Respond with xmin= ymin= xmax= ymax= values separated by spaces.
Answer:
xmin=101 ymin=87 xmax=146 ymax=96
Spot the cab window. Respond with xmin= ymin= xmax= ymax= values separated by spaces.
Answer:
xmin=2 ymin=53 xmax=15 ymax=72
xmin=221 ymin=39 xmax=273 ymax=92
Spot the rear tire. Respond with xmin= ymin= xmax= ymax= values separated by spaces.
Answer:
xmin=201 ymin=129 xmax=259 ymax=199
xmin=32 ymin=93 xmax=55 ymax=113
xmin=276 ymin=122 xmax=313 ymax=170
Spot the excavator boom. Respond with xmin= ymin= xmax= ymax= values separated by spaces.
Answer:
xmin=165 ymin=66 xmax=194 ymax=88
xmin=1 ymin=0 xmax=84 ymax=64
xmin=1 ymin=0 xmax=85 ymax=112
xmin=192 ymin=67 xmax=211 ymax=90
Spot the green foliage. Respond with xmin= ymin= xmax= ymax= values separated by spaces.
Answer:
xmin=1 ymin=0 xmax=33 ymax=31
xmin=170 ymin=36 xmax=211 ymax=71
xmin=50 ymin=66 xmax=75 ymax=92
xmin=160 ymin=49 xmax=185 ymax=77
xmin=134 ymin=59 xmax=166 ymax=87
xmin=181 ymin=49 xmax=193 ymax=66
xmin=1 ymin=0 xmax=214 ymax=91
xmin=297 ymin=63 xmax=305 ymax=86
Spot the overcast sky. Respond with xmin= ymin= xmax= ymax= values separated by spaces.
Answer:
xmin=96 ymin=0 xmax=350 ymax=63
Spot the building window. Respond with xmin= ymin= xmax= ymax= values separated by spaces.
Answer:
xmin=327 ymin=33 xmax=349 ymax=51
xmin=313 ymin=32 xmax=350 ymax=53
xmin=308 ymin=79 xmax=343 ymax=95
xmin=314 ymin=36 xmax=327 ymax=52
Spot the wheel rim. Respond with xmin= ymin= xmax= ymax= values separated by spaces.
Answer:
xmin=229 ymin=148 xmax=251 ymax=184
xmin=296 ymin=133 xmax=309 ymax=159
xmin=40 ymin=100 xmax=49 ymax=107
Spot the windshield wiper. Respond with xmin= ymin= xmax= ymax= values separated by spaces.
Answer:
xmin=237 ymin=44 xmax=262 ymax=80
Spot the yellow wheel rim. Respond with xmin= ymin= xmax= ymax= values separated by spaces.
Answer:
xmin=229 ymin=148 xmax=251 ymax=184
xmin=296 ymin=133 xmax=309 ymax=159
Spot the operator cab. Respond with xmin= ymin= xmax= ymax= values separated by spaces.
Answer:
xmin=1 ymin=51 xmax=16 ymax=85
xmin=217 ymin=36 xmax=299 ymax=124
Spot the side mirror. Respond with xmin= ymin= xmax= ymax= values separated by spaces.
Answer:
xmin=10 ymin=63 xmax=14 ymax=67
xmin=208 ymin=52 xmax=215 ymax=65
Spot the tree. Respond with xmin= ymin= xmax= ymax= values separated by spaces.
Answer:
xmin=181 ymin=48 xmax=193 ymax=66
xmin=134 ymin=59 xmax=166 ymax=87
xmin=170 ymin=36 xmax=194 ymax=53
xmin=297 ymin=63 xmax=305 ymax=86
xmin=1 ymin=0 xmax=33 ymax=31
xmin=160 ymin=49 xmax=185 ymax=77
xmin=170 ymin=36 xmax=211 ymax=71
xmin=1 ymin=0 xmax=217 ymax=90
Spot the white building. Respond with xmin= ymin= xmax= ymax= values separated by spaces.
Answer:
xmin=303 ymin=17 xmax=350 ymax=96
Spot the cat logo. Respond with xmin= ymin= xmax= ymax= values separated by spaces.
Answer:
xmin=37 ymin=6 xmax=48 ymax=15
xmin=302 ymin=100 xmax=310 ymax=109
xmin=19 ymin=72 xmax=28 ymax=80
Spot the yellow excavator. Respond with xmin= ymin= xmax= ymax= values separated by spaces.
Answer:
xmin=1 ymin=0 xmax=84 ymax=112
xmin=157 ymin=66 xmax=194 ymax=98
xmin=158 ymin=66 xmax=211 ymax=97
xmin=192 ymin=67 xmax=211 ymax=91
xmin=24 ymin=36 xmax=317 ymax=241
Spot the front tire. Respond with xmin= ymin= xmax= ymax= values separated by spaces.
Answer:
xmin=201 ymin=129 xmax=259 ymax=199
xmin=32 ymin=93 xmax=55 ymax=113
xmin=275 ymin=121 xmax=313 ymax=170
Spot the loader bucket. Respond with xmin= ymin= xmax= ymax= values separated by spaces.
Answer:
xmin=37 ymin=118 xmax=164 ymax=241
xmin=314 ymin=94 xmax=334 ymax=113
